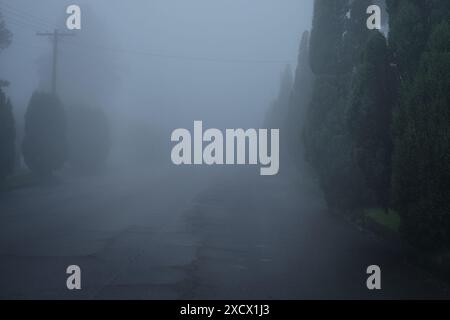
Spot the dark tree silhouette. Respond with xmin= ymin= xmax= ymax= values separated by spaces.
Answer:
xmin=392 ymin=22 xmax=450 ymax=249
xmin=309 ymin=0 xmax=347 ymax=75
xmin=264 ymin=65 xmax=293 ymax=129
xmin=0 ymin=12 xmax=15 ymax=182
xmin=286 ymin=31 xmax=313 ymax=160
xmin=386 ymin=0 xmax=431 ymax=81
xmin=22 ymin=92 xmax=67 ymax=177
xmin=303 ymin=0 xmax=372 ymax=212
xmin=0 ymin=87 xmax=15 ymax=181
xmin=347 ymin=31 xmax=395 ymax=211
xmin=0 ymin=11 xmax=12 ymax=52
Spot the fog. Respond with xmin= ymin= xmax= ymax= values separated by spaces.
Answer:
xmin=0 ymin=0 xmax=324 ymax=299
xmin=1 ymin=0 xmax=314 ymax=164
xmin=2 ymin=0 xmax=447 ymax=300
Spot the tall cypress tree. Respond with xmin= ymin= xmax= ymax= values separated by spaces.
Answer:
xmin=341 ymin=0 xmax=371 ymax=71
xmin=386 ymin=0 xmax=431 ymax=81
xmin=309 ymin=0 xmax=347 ymax=75
xmin=22 ymin=92 xmax=67 ymax=177
xmin=0 ymin=11 xmax=12 ymax=52
xmin=303 ymin=0 xmax=374 ymax=212
xmin=264 ymin=65 xmax=293 ymax=165
xmin=347 ymin=31 xmax=395 ymax=211
xmin=392 ymin=22 xmax=450 ymax=249
xmin=0 ymin=86 xmax=15 ymax=181
xmin=286 ymin=31 xmax=313 ymax=160
xmin=388 ymin=0 xmax=450 ymax=248
xmin=0 ymin=12 xmax=14 ymax=182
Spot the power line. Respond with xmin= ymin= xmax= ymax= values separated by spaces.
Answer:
xmin=2 ymin=13 xmax=47 ymax=30
xmin=0 ymin=10 xmax=57 ymax=35
xmin=1 ymin=7 xmax=55 ymax=30
xmin=1 ymin=2 xmax=293 ymax=65
xmin=0 ymin=1 xmax=58 ymax=30
xmin=62 ymin=39 xmax=293 ymax=64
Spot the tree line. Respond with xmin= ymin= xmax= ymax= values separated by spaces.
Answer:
xmin=0 ymin=10 xmax=110 ymax=184
xmin=269 ymin=0 xmax=450 ymax=250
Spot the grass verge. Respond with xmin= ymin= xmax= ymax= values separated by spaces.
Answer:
xmin=364 ymin=208 xmax=401 ymax=233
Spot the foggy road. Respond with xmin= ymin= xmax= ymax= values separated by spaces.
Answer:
xmin=2 ymin=0 xmax=450 ymax=303
xmin=0 ymin=161 xmax=448 ymax=299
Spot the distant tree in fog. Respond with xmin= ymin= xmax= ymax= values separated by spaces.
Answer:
xmin=0 ymin=12 xmax=15 ymax=182
xmin=22 ymin=92 xmax=67 ymax=176
xmin=68 ymin=105 xmax=110 ymax=172
xmin=0 ymin=11 xmax=12 ymax=52
xmin=0 ymin=86 xmax=15 ymax=181
xmin=265 ymin=65 xmax=293 ymax=129
xmin=286 ymin=30 xmax=313 ymax=160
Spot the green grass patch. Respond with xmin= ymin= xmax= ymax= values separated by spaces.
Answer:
xmin=365 ymin=208 xmax=401 ymax=233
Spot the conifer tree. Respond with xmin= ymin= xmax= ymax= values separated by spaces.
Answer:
xmin=347 ymin=31 xmax=395 ymax=210
xmin=0 ymin=87 xmax=15 ymax=181
xmin=22 ymin=92 xmax=67 ymax=177
xmin=0 ymin=11 xmax=15 ymax=182
xmin=392 ymin=22 xmax=450 ymax=249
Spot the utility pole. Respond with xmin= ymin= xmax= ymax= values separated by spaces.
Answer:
xmin=36 ymin=29 xmax=74 ymax=95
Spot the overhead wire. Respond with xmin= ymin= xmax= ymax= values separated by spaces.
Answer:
xmin=0 ymin=2 xmax=294 ymax=65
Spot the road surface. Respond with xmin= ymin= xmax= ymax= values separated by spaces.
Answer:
xmin=0 ymin=161 xmax=448 ymax=299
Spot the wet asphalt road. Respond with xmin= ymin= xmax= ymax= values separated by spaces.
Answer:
xmin=0 ymin=162 xmax=448 ymax=299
